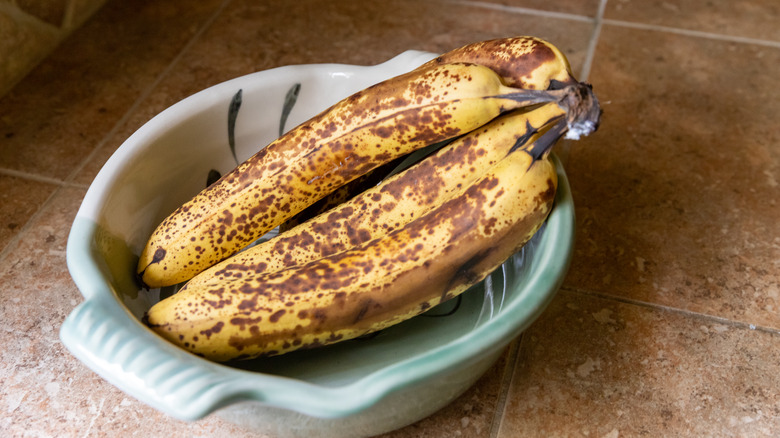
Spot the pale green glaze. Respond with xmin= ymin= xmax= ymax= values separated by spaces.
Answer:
xmin=59 ymin=51 xmax=575 ymax=438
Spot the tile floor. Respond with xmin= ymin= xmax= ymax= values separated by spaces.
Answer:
xmin=1 ymin=0 xmax=778 ymax=436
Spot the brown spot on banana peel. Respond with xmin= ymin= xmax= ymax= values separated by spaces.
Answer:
xmin=138 ymin=59 xmax=590 ymax=288
xmin=199 ymin=321 xmax=224 ymax=339
xmin=147 ymin=145 xmax=559 ymax=361
xmin=139 ymin=86 xmax=538 ymax=287
xmin=424 ymin=36 xmax=578 ymax=89
xmin=147 ymin=74 xmax=603 ymax=360
xmin=235 ymin=168 xmax=555 ymax=359
xmin=280 ymin=156 xmax=406 ymax=232
xmin=183 ymin=104 xmax=568 ymax=292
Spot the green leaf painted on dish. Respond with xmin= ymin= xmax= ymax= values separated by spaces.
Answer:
xmin=228 ymin=89 xmax=242 ymax=165
xmin=280 ymin=83 xmax=301 ymax=137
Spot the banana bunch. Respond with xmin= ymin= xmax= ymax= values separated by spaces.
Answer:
xmin=183 ymin=102 xmax=566 ymax=291
xmin=276 ymin=36 xmax=579 ymax=231
xmin=141 ymin=37 xmax=601 ymax=362
xmin=138 ymin=62 xmax=562 ymax=288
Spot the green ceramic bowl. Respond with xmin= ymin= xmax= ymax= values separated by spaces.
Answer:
xmin=60 ymin=51 xmax=574 ymax=438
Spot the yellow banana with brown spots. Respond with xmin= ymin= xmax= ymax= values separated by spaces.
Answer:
xmin=277 ymin=155 xmax=406 ymax=233
xmin=276 ymin=36 xmax=578 ymax=232
xmin=421 ymin=36 xmax=578 ymax=90
xmin=430 ymin=36 xmax=601 ymax=139
xmin=137 ymin=62 xmax=574 ymax=288
xmin=183 ymin=102 xmax=568 ymax=291
xmin=145 ymin=115 xmax=578 ymax=362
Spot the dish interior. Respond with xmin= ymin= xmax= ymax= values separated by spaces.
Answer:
xmin=65 ymin=52 xmax=570 ymax=404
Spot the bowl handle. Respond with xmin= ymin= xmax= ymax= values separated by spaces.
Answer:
xmin=60 ymin=298 xmax=234 ymax=421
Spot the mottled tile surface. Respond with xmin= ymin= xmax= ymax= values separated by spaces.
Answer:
xmin=0 ymin=0 xmax=224 ymax=181
xmin=0 ymin=174 xmax=57 ymax=253
xmin=564 ymin=25 xmax=780 ymax=330
xmin=2 ymin=0 xmax=779 ymax=437
xmin=0 ymin=186 xmax=253 ymax=437
xmin=605 ymin=0 xmax=780 ymax=42
xmin=498 ymin=290 xmax=780 ymax=437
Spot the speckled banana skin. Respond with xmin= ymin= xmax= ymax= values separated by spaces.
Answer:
xmin=146 ymin=120 xmax=566 ymax=362
xmin=277 ymin=155 xmax=405 ymax=233
xmin=137 ymin=62 xmax=567 ymax=288
xmin=421 ymin=36 xmax=578 ymax=90
xmin=276 ymin=36 xmax=578 ymax=232
xmin=184 ymin=102 xmax=567 ymax=291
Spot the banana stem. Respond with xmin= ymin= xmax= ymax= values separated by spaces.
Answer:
xmin=501 ymin=89 xmax=567 ymax=105
xmin=525 ymin=119 xmax=568 ymax=162
xmin=503 ymin=82 xmax=601 ymax=141
xmin=559 ymin=83 xmax=601 ymax=140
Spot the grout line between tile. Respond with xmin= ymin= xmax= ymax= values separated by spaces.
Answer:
xmin=488 ymin=336 xmax=522 ymax=438
xmin=601 ymin=18 xmax=780 ymax=48
xmin=0 ymin=0 xmax=233 ymax=268
xmin=61 ymin=0 xmax=234 ymax=186
xmin=0 ymin=184 xmax=61 ymax=266
xmin=0 ymin=168 xmax=88 ymax=266
xmin=0 ymin=167 xmax=88 ymax=189
xmin=560 ymin=285 xmax=780 ymax=335
xmin=441 ymin=0 xmax=595 ymax=23
xmin=439 ymin=0 xmax=780 ymax=51
xmin=578 ymin=0 xmax=607 ymax=82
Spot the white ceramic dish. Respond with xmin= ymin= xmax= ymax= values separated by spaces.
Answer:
xmin=60 ymin=50 xmax=575 ymax=438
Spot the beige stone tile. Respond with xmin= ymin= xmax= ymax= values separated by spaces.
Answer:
xmin=563 ymin=25 xmax=780 ymax=329
xmin=69 ymin=98 xmax=162 ymax=186
xmin=605 ymin=0 xmax=780 ymax=42
xmin=0 ymin=186 xmax=255 ymax=437
xmin=74 ymin=0 xmax=595 ymax=185
xmin=0 ymin=0 xmax=223 ymax=181
xmin=498 ymin=290 xmax=780 ymax=437
xmin=0 ymin=174 xmax=57 ymax=254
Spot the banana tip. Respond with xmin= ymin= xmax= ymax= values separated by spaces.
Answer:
xmin=134 ymin=270 xmax=151 ymax=290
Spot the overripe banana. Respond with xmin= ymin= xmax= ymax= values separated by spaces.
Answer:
xmin=278 ymin=35 xmax=580 ymax=231
xmin=424 ymin=36 xmax=600 ymax=139
xmin=137 ymin=62 xmax=571 ymax=288
xmin=420 ymin=36 xmax=577 ymax=90
xmin=277 ymin=155 xmax=406 ymax=233
xmin=145 ymin=120 xmax=568 ymax=362
xmin=183 ymin=102 xmax=567 ymax=291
